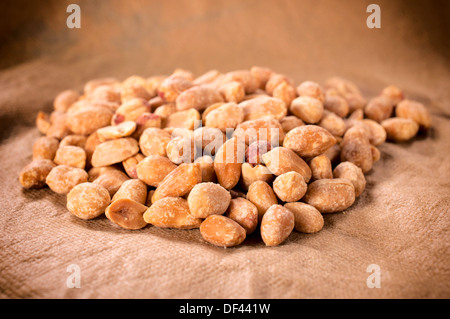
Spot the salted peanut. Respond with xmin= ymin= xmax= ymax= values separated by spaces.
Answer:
xmin=46 ymin=113 xmax=70 ymax=139
xmin=172 ymin=68 xmax=194 ymax=81
xmin=325 ymin=78 xmax=367 ymax=112
xmin=341 ymin=126 xmax=373 ymax=173
xmin=371 ymin=145 xmax=381 ymax=163
xmin=145 ymin=75 xmax=166 ymax=97
xmin=88 ymin=85 xmax=121 ymax=104
xmin=283 ymin=125 xmax=336 ymax=158
xmin=87 ymin=166 xmax=120 ymax=182
xmin=91 ymin=138 xmax=139 ymax=167
xmin=284 ymin=202 xmax=324 ymax=233
xmin=122 ymin=153 xmax=145 ymax=178
xmin=396 ymin=99 xmax=431 ymax=130
xmin=194 ymin=155 xmax=216 ymax=182
xmin=261 ymin=147 xmax=312 ymax=182
xmin=239 ymin=96 xmax=287 ymax=121
xmin=323 ymin=143 xmax=341 ymax=165
xmin=112 ymin=98 xmax=150 ymax=124
xmin=165 ymin=108 xmax=201 ymax=130
xmin=241 ymin=163 xmax=273 ymax=191
xmin=133 ymin=113 xmax=161 ymax=138
xmin=84 ymin=77 xmax=119 ymax=95
xmin=193 ymin=69 xmax=222 ymax=85
xmin=362 ymin=119 xmax=386 ymax=146
xmin=187 ymin=183 xmax=231 ymax=218
xmin=92 ymin=169 xmax=129 ymax=196
xmin=333 ymin=162 xmax=366 ymax=197
xmin=193 ymin=127 xmax=225 ymax=156
xmin=290 ymin=96 xmax=324 ymax=124
xmin=200 ymin=215 xmax=246 ymax=247
xmin=45 ymin=165 xmax=88 ymax=194
xmin=273 ymin=81 xmax=297 ymax=106
xmin=365 ymin=96 xmax=395 ymax=123
xmin=147 ymin=96 xmax=165 ymax=111
xmin=214 ymin=137 xmax=246 ymax=190
xmin=234 ymin=118 xmax=285 ymax=146
xmin=273 ymin=171 xmax=307 ymax=202
xmin=265 ymin=73 xmax=294 ymax=95
xmin=97 ymin=121 xmax=136 ymax=142
xmin=66 ymin=106 xmax=113 ymax=135
xmin=318 ymin=110 xmax=346 ymax=137
xmin=381 ymin=117 xmax=419 ymax=142
xmin=250 ymin=66 xmax=273 ymax=89
xmin=219 ymin=81 xmax=245 ymax=103
xmin=158 ymin=75 xmax=193 ymax=102
xmin=121 ymin=81 xmax=152 ymax=103
xmin=245 ymin=140 xmax=272 ymax=165
xmin=279 ymin=116 xmax=304 ymax=133
xmin=201 ymin=102 xmax=224 ymax=122
xmin=54 ymin=146 xmax=86 ymax=169
xmin=146 ymin=190 xmax=155 ymax=206
xmin=144 ymin=197 xmax=202 ymax=229
xmin=247 ymin=181 xmax=278 ymax=221
xmin=84 ymin=132 xmax=101 ymax=165
xmin=105 ymin=198 xmax=148 ymax=230
xmin=349 ymin=108 xmax=364 ymax=120
xmin=221 ymin=70 xmax=259 ymax=94
xmin=111 ymin=179 xmax=148 ymax=205
xmin=36 ymin=111 xmax=51 ymax=135
xmin=304 ymin=178 xmax=355 ymax=213
xmin=204 ymin=102 xmax=244 ymax=131
xmin=297 ymin=81 xmax=325 ymax=103
xmin=323 ymin=93 xmax=350 ymax=118
xmin=176 ymin=85 xmax=224 ymax=111
xmin=153 ymin=103 xmax=177 ymax=122
xmin=166 ymin=136 xmax=196 ymax=164
xmin=59 ymin=135 xmax=87 ymax=148
xmin=135 ymin=155 xmax=176 ymax=187
xmin=32 ymin=136 xmax=59 ymax=160
xmin=166 ymin=127 xmax=194 ymax=139
xmin=225 ymin=198 xmax=258 ymax=234
xmin=260 ymin=205 xmax=294 ymax=246
xmin=67 ymin=183 xmax=111 ymax=220
xmin=19 ymin=159 xmax=56 ymax=189
xmin=139 ymin=128 xmax=171 ymax=157
xmin=381 ymin=85 xmax=404 ymax=105
xmin=309 ymin=155 xmax=333 ymax=180
xmin=152 ymin=163 xmax=202 ymax=203
xmin=54 ymin=90 xmax=80 ymax=112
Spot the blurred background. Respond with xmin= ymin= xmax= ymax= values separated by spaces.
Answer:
xmin=0 ymin=0 xmax=449 ymax=124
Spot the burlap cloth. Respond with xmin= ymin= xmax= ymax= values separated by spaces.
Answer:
xmin=0 ymin=0 xmax=449 ymax=298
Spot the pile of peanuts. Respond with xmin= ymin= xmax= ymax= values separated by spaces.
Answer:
xmin=19 ymin=67 xmax=432 ymax=247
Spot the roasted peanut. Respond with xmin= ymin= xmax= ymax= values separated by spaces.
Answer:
xmin=290 ymin=96 xmax=324 ymax=124
xmin=340 ymin=126 xmax=373 ymax=173
xmin=165 ymin=108 xmax=200 ymax=130
xmin=260 ymin=205 xmax=294 ymax=246
xmin=139 ymin=128 xmax=171 ymax=157
xmin=265 ymin=73 xmax=294 ymax=95
xmin=158 ymin=75 xmax=193 ymax=102
xmin=166 ymin=136 xmax=196 ymax=164
xmin=246 ymin=181 xmax=278 ymax=221
xmin=19 ymin=159 xmax=56 ymax=189
xmin=105 ymin=198 xmax=148 ymax=230
xmin=333 ymin=161 xmax=366 ymax=197
xmin=46 ymin=113 xmax=70 ymax=140
xmin=92 ymin=169 xmax=129 ymax=196
xmin=241 ymin=163 xmax=273 ymax=190
xmin=193 ymin=127 xmax=225 ymax=156
xmin=214 ymin=137 xmax=246 ymax=190
xmin=97 ymin=121 xmax=137 ymax=142
xmin=273 ymin=171 xmax=307 ymax=202
xmin=54 ymin=146 xmax=86 ymax=169
xmin=297 ymin=81 xmax=325 ymax=103
xmin=133 ymin=113 xmax=162 ymax=138
xmin=84 ymin=77 xmax=119 ymax=95
xmin=144 ymin=197 xmax=202 ymax=229
xmin=279 ymin=116 xmax=304 ymax=133
xmin=371 ymin=145 xmax=381 ymax=163
xmin=153 ymin=103 xmax=177 ymax=123
xmin=381 ymin=117 xmax=419 ymax=142
xmin=32 ymin=136 xmax=59 ymax=160
xmin=245 ymin=140 xmax=272 ymax=165
xmin=323 ymin=92 xmax=350 ymax=118
xmin=225 ymin=197 xmax=258 ymax=234
xmin=200 ymin=215 xmax=246 ymax=247
xmin=84 ymin=131 xmax=102 ymax=165
xmin=309 ymin=154 xmax=333 ymax=180
xmin=272 ymin=81 xmax=297 ymax=106
xmin=261 ymin=147 xmax=312 ymax=182
xmin=36 ymin=111 xmax=51 ymax=135
xmin=112 ymin=179 xmax=148 ymax=205
xmin=284 ymin=202 xmax=324 ymax=233
xmin=122 ymin=153 xmax=145 ymax=179
xmin=365 ymin=96 xmax=395 ymax=123
xmin=204 ymin=102 xmax=244 ymax=131
xmin=91 ymin=138 xmax=139 ymax=167
xmin=151 ymin=163 xmax=202 ymax=203
xmin=46 ymin=165 xmax=88 ymax=194
xmin=145 ymin=75 xmax=166 ymax=97
xmin=396 ymin=99 xmax=431 ymax=130
xmin=136 ymin=155 xmax=176 ymax=187
xmin=176 ymin=85 xmax=223 ymax=111
xmin=239 ymin=96 xmax=287 ymax=121
xmin=194 ymin=155 xmax=216 ymax=183
xmin=318 ymin=110 xmax=346 ymax=137
xmin=283 ymin=125 xmax=336 ymax=158
xmin=54 ymin=90 xmax=80 ymax=113
xmin=304 ymin=178 xmax=355 ymax=213
xmin=219 ymin=81 xmax=245 ymax=103
xmin=193 ymin=70 xmax=222 ymax=86
xmin=66 ymin=106 xmax=113 ymax=136
xmin=221 ymin=70 xmax=259 ymax=94
xmin=112 ymin=98 xmax=150 ymax=124
xmin=381 ymin=85 xmax=404 ymax=105
xmin=67 ymin=182 xmax=111 ymax=220
xmin=88 ymin=85 xmax=121 ymax=104
xmin=120 ymin=81 xmax=152 ymax=103
xmin=60 ymin=135 xmax=87 ymax=149
xmin=362 ymin=119 xmax=387 ymax=146
xmin=187 ymin=183 xmax=231 ymax=218
xmin=250 ymin=66 xmax=272 ymax=89
xmin=234 ymin=118 xmax=285 ymax=146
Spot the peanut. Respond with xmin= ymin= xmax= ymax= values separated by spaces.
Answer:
xmin=187 ymin=183 xmax=231 ymax=218
xmin=204 ymin=102 xmax=244 ymax=132
xmin=214 ymin=137 xmax=246 ymax=189
xmin=239 ymin=96 xmax=287 ymax=121
xmin=246 ymin=181 xmax=278 ymax=221
xmin=136 ymin=155 xmax=177 ymax=187
xmin=105 ymin=198 xmax=148 ymax=230
xmin=290 ymin=96 xmax=324 ymax=124
xmin=46 ymin=165 xmax=88 ymax=194
xmin=234 ymin=118 xmax=285 ymax=146
xmin=60 ymin=135 xmax=87 ymax=149
xmin=241 ymin=163 xmax=273 ymax=191
xmin=139 ymin=128 xmax=171 ymax=157
xmin=32 ymin=137 xmax=59 ymax=160
xmin=67 ymin=182 xmax=111 ymax=220
xmin=54 ymin=90 xmax=80 ymax=113
xmin=381 ymin=117 xmax=419 ymax=142
xmin=318 ymin=110 xmax=346 ymax=137
xmin=340 ymin=126 xmax=373 ymax=173
xmin=92 ymin=169 xmax=129 ymax=196
xmin=97 ymin=121 xmax=137 ymax=142
xmin=272 ymin=81 xmax=297 ymax=106
xmin=194 ymin=155 xmax=216 ymax=183
xmin=396 ymin=99 xmax=431 ymax=130
xmin=112 ymin=179 xmax=148 ymax=205
xmin=193 ymin=127 xmax=225 ymax=156
xmin=297 ymin=81 xmax=325 ymax=103
xmin=158 ymin=75 xmax=193 ymax=102
xmin=221 ymin=70 xmax=259 ymax=94
xmin=225 ymin=198 xmax=258 ymax=234
xmin=54 ymin=146 xmax=86 ymax=169
xmin=283 ymin=125 xmax=336 ymax=158
xmin=176 ymin=85 xmax=223 ymax=111
xmin=261 ymin=147 xmax=312 ymax=182
xmin=260 ymin=205 xmax=295 ymax=246
xmin=122 ymin=153 xmax=145 ymax=179
xmin=333 ymin=161 xmax=366 ymax=197
xmin=165 ymin=108 xmax=200 ymax=130
xmin=19 ymin=159 xmax=56 ymax=189
xmin=381 ymin=85 xmax=404 ymax=105
xmin=200 ymin=215 xmax=246 ymax=248
xmin=365 ymin=96 xmax=395 ymax=123
xmin=273 ymin=171 xmax=307 ymax=202
xmin=309 ymin=154 xmax=333 ymax=180
xmin=279 ymin=116 xmax=304 ymax=133
xmin=284 ymin=202 xmax=324 ymax=233
xmin=67 ymin=106 xmax=113 ymax=135
xmin=304 ymin=178 xmax=356 ymax=213
xmin=91 ymin=138 xmax=139 ymax=167
xmin=219 ymin=81 xmax=245 ymax=103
